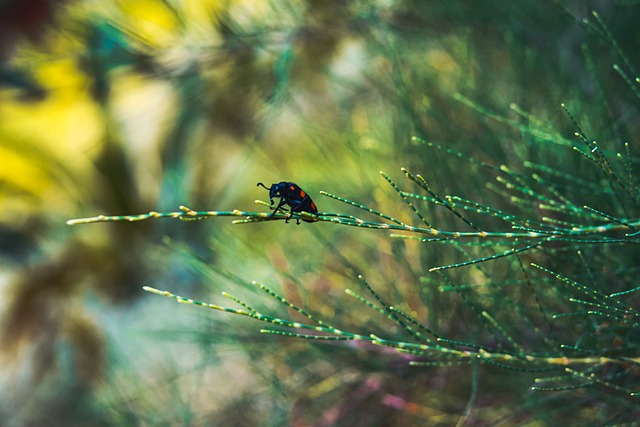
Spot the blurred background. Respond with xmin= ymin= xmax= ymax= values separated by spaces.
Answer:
xmin=1 ymin=0 xmax=639 ymax=425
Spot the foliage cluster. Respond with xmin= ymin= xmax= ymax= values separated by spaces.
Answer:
xmin=1 ymin=1 xmax=639 ymax=425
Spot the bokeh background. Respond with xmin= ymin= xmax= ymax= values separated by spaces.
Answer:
xmin=1 ymin=1 xmax=639 ymax=425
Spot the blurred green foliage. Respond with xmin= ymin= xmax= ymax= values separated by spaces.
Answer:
xmin=0 ymin=0 xmax=639 ymax=425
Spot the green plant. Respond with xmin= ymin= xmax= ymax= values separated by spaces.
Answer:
xmin=68 ymin=106 xmax=640 ymax=422
xmin=5 ymin=1 xmax=636 ymax=425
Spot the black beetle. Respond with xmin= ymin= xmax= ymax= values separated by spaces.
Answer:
xmin=257 ymin=181 xmax=318 ymax=224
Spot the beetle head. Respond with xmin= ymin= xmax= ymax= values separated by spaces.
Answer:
xmin=257 ymin=182 xmax=279 ymax=204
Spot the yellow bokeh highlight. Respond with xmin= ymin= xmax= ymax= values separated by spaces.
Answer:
xmin=114 ymin=0 xmax=181 ymax=49
xmin=0 ymin=147 xmax=52 ymax=198
xmin=0 ymin=71 xmax=103 ymax=160
xmin=0 ymin=57 xmax=103 ymax=210
xmin=181 ymin=0 xmax=225 ymax=28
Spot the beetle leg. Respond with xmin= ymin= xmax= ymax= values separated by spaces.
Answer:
xmin=271 ymin=198 xmax=287 ymax=218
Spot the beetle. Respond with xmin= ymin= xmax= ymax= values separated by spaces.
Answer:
xmin=256 ymin=181 xmax=318 ymax=224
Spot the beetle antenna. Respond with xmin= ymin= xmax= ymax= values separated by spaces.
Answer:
xmin=256 ymin=182 xmax=269 ymax=190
